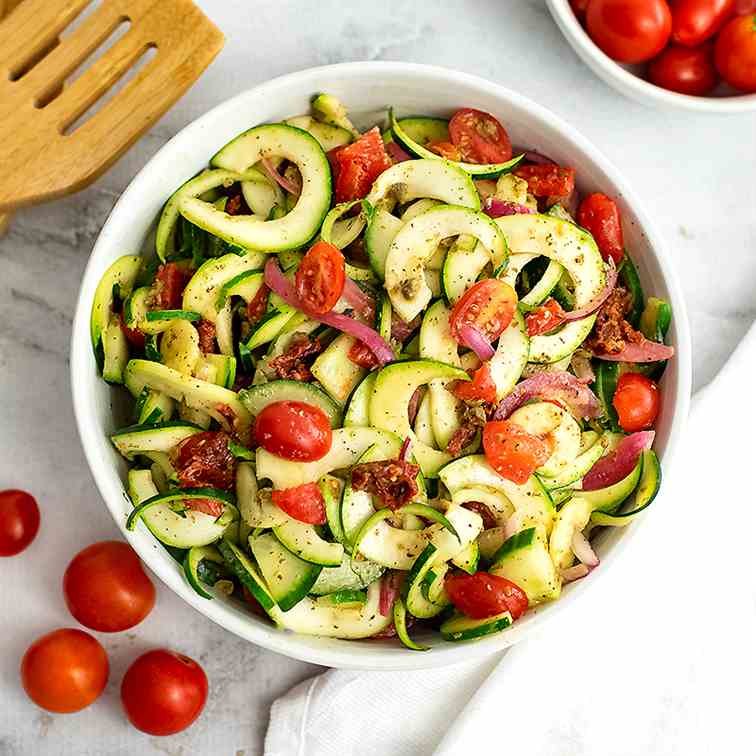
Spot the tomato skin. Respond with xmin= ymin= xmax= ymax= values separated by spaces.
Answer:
xmin=714 ymin=14 xmax=756 ymax=93
xmin=121 ymin=649 xmax=207 ymax=736
xmin=445 ymin=571 xmax=529 ymax=620
xmin=526 ymin=299 xmax=566 ymax=337
xmin=449 ymin=279 xmax=518 ymax=344
xmin=271 ymin=482 xmax=327 ymax=524
xmin=448 ymin=108 xmax=512 ymax=164
xmin=426 ymin=141 xmax=462 ymax=161
xmin=648 ymin=42 xmax=719 ymax=93
xmin=254 ymin=401 xmax=332 ymax=462
xmin=571 ymin=0 xmax=591 ymax=17
xmin=63 ymin=541 xmax=155 ymax=633
xmin=451 ymin=363 xmax=498 ymax=404
xmin=295 ymin=241 xmax=345 ymax=315
xmin=483 ymin=420 xmax=554 ymax=485
xmin=671 ymin=0 xmax=734 ymax=46
xmin=612 ymin=372 xmax=660 ymax=431
xmin=0 ymin=489 xmax=39 ymax=556
xmin=21 ymin=629 xmax=109 ymax=713
xmin=155 ymin=262 xmax=192 ymax=310
xmin=330 ymin=127 xmax=392 ymax=203
xmin=577 ymin=193 xmax=625 ymax=265
xmin=586 ymin=0 xmax=672 ymax=63
xmin=513 ymin=164 xmax=576 ymax=198
xmin=118 ymin=314 xmax=145 ymax=349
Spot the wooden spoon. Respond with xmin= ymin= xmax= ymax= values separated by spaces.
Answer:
xmin=0 ymin=0 xmax=223 ymax=222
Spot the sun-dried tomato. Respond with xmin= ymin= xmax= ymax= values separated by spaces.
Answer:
xmin=351 ymin=459 xmax=420 ymax=510
xmin=196 ymin=319 xmax=216 ymax=354
xmin=461 ymin=501 xmax=497 ymax=530
xmin=172 ymin=431 xmax=235 ymax=491
xmin=268 ymin=334 xmax=323 ymax=381
xmin=347 ymin=340 xmax=379 ymax=369
xmin=246 ymin=284 xmax=269 ymax=324
xmin=155 ymin=263 xmax=192 ymax=310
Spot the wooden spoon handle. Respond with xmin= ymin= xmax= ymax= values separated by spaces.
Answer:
xmin=0 ymin=0 xmax=22 ymax=235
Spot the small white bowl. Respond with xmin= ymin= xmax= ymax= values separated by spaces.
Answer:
xmin=547 ymin=0 xmax=756 ymax=113
xmin=71 ymin=62 xmax=692 ymax=670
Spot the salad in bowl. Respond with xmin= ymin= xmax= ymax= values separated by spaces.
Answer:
xmin=89 ymin=91 xmax=675 ymax=651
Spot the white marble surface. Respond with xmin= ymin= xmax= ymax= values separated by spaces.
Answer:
xmin=0 ymin=0 xmax=754 ymax=754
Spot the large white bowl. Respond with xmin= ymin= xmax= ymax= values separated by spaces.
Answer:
xmin=71 ymin=62 xmax=691 ymax=670
xmin=547 ymin=0 xmax=756 ymax=114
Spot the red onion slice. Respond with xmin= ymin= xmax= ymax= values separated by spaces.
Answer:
xmin=511 ymin=146 xmax=555 ymax=165
xmin=571 ymin=531 xmax=599 ymax=568
xmin=483 ymin=197 xmax=535 ymax=218
xmin=264 ymin=259 xmax=394 ymax=365
xmin=378 ymin=571 xmax=403 ymax=616
xmin=582 ymin=431 xmax=654 ymax=491
xmin=561 ymin=564 xmax=590 ymax=583
xmin=493 ymin=371 xmax=602 ymax=421
xmin=342 ymin=277 xmax=376 ymax=321
xmin=592 ymin=339 xmax=675 ymax=363
xmin=560 ymin=258 xmax=618 ymax=322
xmin=261 ymin=158 xmax=300 ymax=195
xmin=385 ymin=141 xmax=412 ymax=163
xmin=457 ymin=323 xmax=495 ymax=361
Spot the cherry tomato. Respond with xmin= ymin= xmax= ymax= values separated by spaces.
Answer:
xmin=577 ymin=193 xmax=625 ymax=265
xmin=586 ymin=0 xmax=672 ymax=63
xmin=671 ymin=0 xmax=734 ymax=46
xmin=255 ymin=401 xmax=332 ymax=462
xmin=0 ymin=489 xmax=39 ymax=556
xmin=348 ymin=339 xmax=379 ymax=369
xmin=426 ymin=140 xmax=463 ymax=161
xmin=448 ymin=108 xmax=513 ymax=164
xmin=451 ymin=363 xmax=498 ymax=404
xmin=445 ymin=571 xmax=529 ymax=620
xmin=21 ymin=629 xmax=108 ymax=713
xmin=648 ymin=42 xmax=719 ymax=94
xmin=449 ymin=279 xmax=518 ymax=345
xmin=330 ymin=127 xmax=392 ymax=203
xmin=118 ymin=314 xmax=145 ymax=349
xmin=612 ymin=372 xmax=660 ymax=431
xmin=513 ymin=164 xmax=576 ymax=198
xmin=295 ymin=241 xmax=345 ymax=315
xmin=483 ymin=420 xmax=554 ymax=485
xmin=121 ymin=649 xmax=207 ymax=736
xmin=571 ymin=0 xmax=591 ymax=18
xmin=63 ymin=541 xmax=155 ymax=633
xmin=526 ymin=299 xmax=566 ymax=337
xmin=271 ymin=482 xmax=327 ymax=524
xmin=714 ymin=14 xmax=756 ymax=93
xmin=155 ymin=262 xmax=192 ymax=310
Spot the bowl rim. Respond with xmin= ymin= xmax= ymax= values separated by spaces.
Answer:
xmin=70 ymin=61 xmax=692 ymax=670
xmin=546 ymin=0 xmax=756 ymax=114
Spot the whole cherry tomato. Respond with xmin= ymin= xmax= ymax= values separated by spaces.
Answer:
xmin=445 ymin=571 xmax=529 ymax=620
xmin=121 ymin=649 xmax=207 ymax=736
xmin=483 ymin=420 xmax=554 ymax=485
xmin=63 ymin=541 xmax=155 ymax=633
xmin=448 ymin=108 xmax=512 ymax=163
xmin=586 ymin=0 xmax=672 ymax=63
xmin=449 ymin=279 xmax=518 ymax=345
xmin=254 ymin=400 xmax=332 ymax=462
xmin=271 ymin=482 xmax=327 ymax=524
xmin=648 ymin=42 xmax=719 ymax=94
xmin=671 ymin=0 xmax=735 ymax=47
xmin=21 ymin=629 xmax=109 ymax=713
xmin=0 ymin=489 xmax=39 ymax=556
xmin=577 ymin=193 xmax=625 ymax=265
xmin=714 ymin=13 xmax=756 ymax=93
xmin=295 ymin=241 xmax=345 ymax=315
xmin=613 ymin=372 xmax=661 ymax=431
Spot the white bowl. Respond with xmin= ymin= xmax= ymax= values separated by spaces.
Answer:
xmin=546 ymin=0 xmax=756 ymax=113
xmin=71 ymin=62 xmax=692 ymax=670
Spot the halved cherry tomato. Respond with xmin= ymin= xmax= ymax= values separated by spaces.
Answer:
xmin=671 ymin=0 xmax=734 ymax=47
xmin=482 ymin=420 xmax=554 ymax=485
xmin=449 ymin=279 xmax=518 ymax=344
xmin=426 ymin=140 xmax=462 ymax=161
xmin=330 ymin=127 xmax=392 ymax=203
xmin=586 ymin=0 xmax=672 ymax=63
xmin=451 ymin=363 xmax=498 ymax=404
xmin=445 ymin=571 xmax=529 ymax=620
xmin=254 ymin=401 xmax=332 ymax=462
xmin=526 ymin=298 xmax=566 ymax=337
xmin=121 ymin=649 xmax=207 ymax=736
xmin=118 ymin=314 xmax=145 ymax=349
xmin=155 ymin=262 xmax=192 ymax=310
xmin=513 ymin=164 xmax=576 ymax=198
xmin=21 ymin=628 xmax=109 ymax=713
xmin=448 ymin=108 xmax=512 ymax=164
xmin=63 ymin=541 xmax=155 ymax=633
xmin=577 ymin=193 xmax=625 ymax=265
xmin=648 ymin=42 xmax=719 ymax=94
xmin=348 ymin=339 xmax=379 ymax=369
xmin=295 ymin=241 xmax=345 ymax=315
xmin=271 ymin=482 xmax=327 ymax=525
xmin=0 ymin=489 xmax=39 ymax=556
xmin=612 ymin=372 xmax=660 ymax=431
xmin=714 ymin=14 xmax=756 ymax=93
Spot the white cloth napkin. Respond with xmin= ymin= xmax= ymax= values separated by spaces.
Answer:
xmin=265 ymin=324 xmax=756 ymax=756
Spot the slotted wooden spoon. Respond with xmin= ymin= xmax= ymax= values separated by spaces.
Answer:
xmin=0 ymin=0 xmax=223 ymax=227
